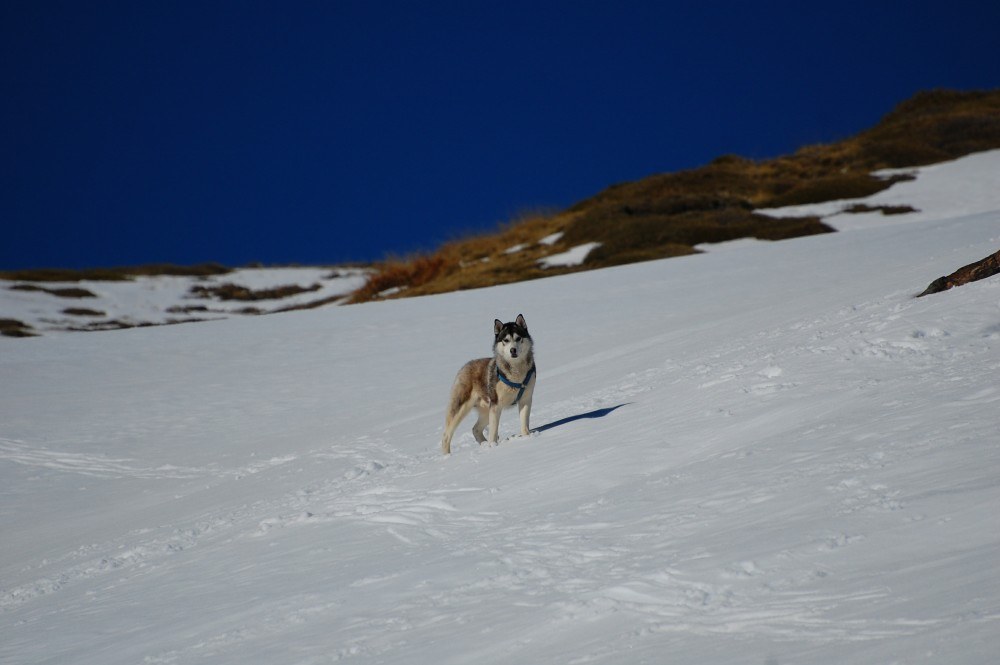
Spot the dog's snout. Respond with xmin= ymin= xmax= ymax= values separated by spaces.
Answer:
xmin=510 ymin=348 xmax=518 ymax=357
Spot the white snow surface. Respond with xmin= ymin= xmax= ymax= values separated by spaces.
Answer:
xmin=758 ymin=149 xmax=1000 ymax=232
xmin=694 ymin=238 xmax=769 ymax=253
xmin=538 ymin=242 xmax=603 ymax=268
xmin=3 ymin=152 xmax=1000 ymax=664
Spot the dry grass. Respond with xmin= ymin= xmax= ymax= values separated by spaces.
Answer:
xmin=10 ymin=284 xmax=98 ymax=298
xmin=344 ymin=209 xmax=567 ymax=301
xmin=346 ymin=255 xmax=455 ymax=303
xmin=348 ymin=88 xmax=1000 ymax=303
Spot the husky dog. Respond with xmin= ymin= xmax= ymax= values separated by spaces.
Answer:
xmin=441 ymin=314 xmax=537 ymax=455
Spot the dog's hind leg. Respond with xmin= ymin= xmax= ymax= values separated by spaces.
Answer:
xmin=442 ymin=396 xmax=474 ymax=455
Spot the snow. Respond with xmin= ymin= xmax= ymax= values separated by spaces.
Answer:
xmin=538 ymin=242 xmax=602 ymax=268
xmin=758 ymin=149 xmax=1000 ymax=232
xmin=695 ymin=237 xmax=769 ymax=253
xmin=539 ymin=231 xmax=564 ymax=245
xmin=3 ymin=152 xmax=1000 ymax=664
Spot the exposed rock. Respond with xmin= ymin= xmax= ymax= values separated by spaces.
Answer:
xmin=918 ymin=249 xmax=1000 ymax=297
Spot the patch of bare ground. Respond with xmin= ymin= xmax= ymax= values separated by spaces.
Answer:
xmin=0 ymin=319 xmax=37 ymax=338
xmin=9 ymin=284 xmax=98 ymax=298
xmin=65 ymin=318 xmax=212 ymax=333
xmin=166 ymin=305 xmax=212 ymax=314
xmin=189 ymin=282 xmax=323 ymax=302
xmin=62 ymin=308 xmax=106 ymax=317
xmin=842 ymin=204 xmax=919 ymax=215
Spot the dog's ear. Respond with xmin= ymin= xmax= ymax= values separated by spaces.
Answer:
xmin=494 ymin=319 xmax=504 ymax=336
xmin=515 ymin=314 xmax=527 ymax=330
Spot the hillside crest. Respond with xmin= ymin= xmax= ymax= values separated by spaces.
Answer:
xmin=348 ymin=89 xmax=1000 ymax=302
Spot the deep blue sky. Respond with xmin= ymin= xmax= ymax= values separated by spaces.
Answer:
xmin=3 ymin=1 xmax=999 ymax=270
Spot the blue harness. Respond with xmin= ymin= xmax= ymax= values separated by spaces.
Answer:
xmin=497 ymin=364 xmax=536 ymax=404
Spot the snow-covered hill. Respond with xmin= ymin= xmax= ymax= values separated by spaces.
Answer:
xmin=2 ymin=152 xmax=999 ymax=664
xmin=1 ymin=267 xmax=368 ymax=336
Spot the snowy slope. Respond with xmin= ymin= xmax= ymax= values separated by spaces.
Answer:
xmin=0 ymin=267 xmax=368 ymax=336
xmin=758 ymin=149 xmax=1000 ymax=232
xmin=2 ymin=152 xmax=1000 ymax=664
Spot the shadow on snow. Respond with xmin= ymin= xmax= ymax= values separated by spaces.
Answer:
xmin=533 ymin=403 xmax=630 ymax=434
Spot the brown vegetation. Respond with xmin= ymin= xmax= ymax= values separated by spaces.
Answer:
xmin=62 ymin=308 xmax=106 ymax=317
xmin=10 ymin=284 xmax=98 ymax=298
xmin=63 ymin=317 xmax=211 ymax=333
xmin=189 ymin=282 xmax=323 ymax=302
xmin=166 ymin=305 xmax=211 ymax=314
xmin=0 ymin=319 xmax=37 ymax=337
xmin=842 ymin=204 xmax=919 ymax=216
xmin=350 ymin=89 xmax=1000 ymax=303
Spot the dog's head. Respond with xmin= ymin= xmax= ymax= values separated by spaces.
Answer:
xmin=494 ymin=314 xmax=531 ymax=360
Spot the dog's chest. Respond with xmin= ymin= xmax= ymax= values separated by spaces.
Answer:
xmin=490 ymin=360 xmax=534 ymax=407
xmin=494 ymin=379 xmax=522 ymax=407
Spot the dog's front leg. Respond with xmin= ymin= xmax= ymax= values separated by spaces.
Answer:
xmin=518 ymin=398 xmax=531 ymax=436
xmin=487 ymin=405 xmax=501 ymax=444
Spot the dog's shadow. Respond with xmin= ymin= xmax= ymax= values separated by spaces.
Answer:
xmin=533 ymin=403 xmax=630 ymax=434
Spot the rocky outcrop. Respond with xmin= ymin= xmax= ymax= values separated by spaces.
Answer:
xmin=918 ymin=249 xmax=1000 ymax=297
